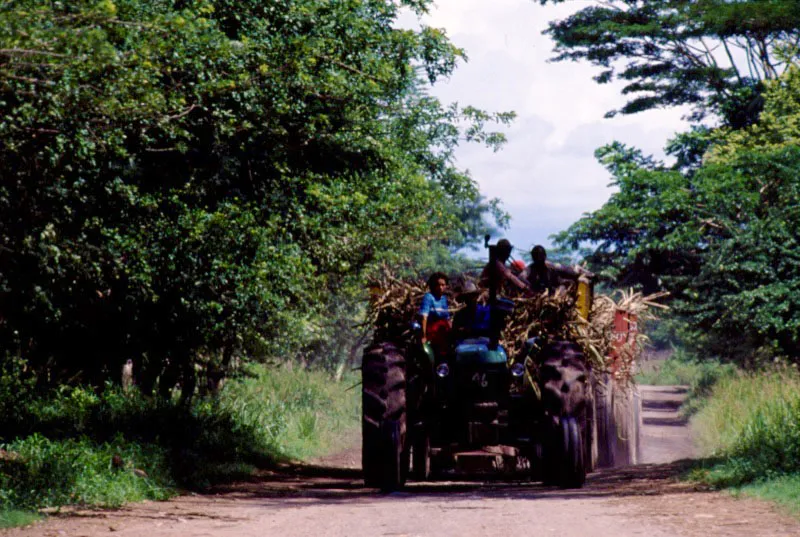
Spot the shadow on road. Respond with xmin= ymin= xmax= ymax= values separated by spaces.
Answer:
xmin=644 ymin=415 xmax=689 ymax=426
xmin=642 ymin=399 xmax=683 ymax=412
xmin=204 ymin=458 xmax=710 ymax=508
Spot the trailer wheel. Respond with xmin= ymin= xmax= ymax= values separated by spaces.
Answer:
xmin=585 ymin=380 xmax=598 ymax=473
xmin=411 ymin=432 xmax=431 ymax=481
xmin=362 ymin=342 xmax=409 ymax=491
xmin=560 ymin=417 xmax=586 ymax=488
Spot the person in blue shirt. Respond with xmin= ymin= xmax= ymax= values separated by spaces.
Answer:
xmin=419 ymin=272 xmax=451 ymax=348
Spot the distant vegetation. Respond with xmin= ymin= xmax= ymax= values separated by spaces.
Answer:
xmin=636 ymin=349 xmax=737 ymax=414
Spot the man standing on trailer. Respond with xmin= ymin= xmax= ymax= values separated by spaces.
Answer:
xmin=480 ymin=238 xmax=530 ymax=292
xmin=523 ymin=244 xmax=584 ymax=293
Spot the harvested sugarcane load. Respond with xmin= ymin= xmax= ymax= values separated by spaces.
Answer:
xmin=367 ymin=272 xmax=666 ymax=380
xmin=361 ymin=238 xmax=666 ymax=491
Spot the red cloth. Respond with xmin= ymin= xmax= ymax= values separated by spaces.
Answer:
xmin=428 ymin=318 xmax=451 ymax=355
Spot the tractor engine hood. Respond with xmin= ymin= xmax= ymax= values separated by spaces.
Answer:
xmin=454 ymin=338 xmax=508 ymax=366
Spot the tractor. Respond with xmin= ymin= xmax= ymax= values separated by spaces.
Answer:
xmin=361 ymin=238 xmax=602 ymax=491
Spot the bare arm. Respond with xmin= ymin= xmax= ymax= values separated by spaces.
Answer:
xmin=482 ymin=260 xmax=530 ymax=291
xmin=505 ymin=267 xmax=530 ymax=290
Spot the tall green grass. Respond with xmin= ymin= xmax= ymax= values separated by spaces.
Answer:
xmin=691 ymin=369 xmax=800 ymax=463
xmin=218 ymin=364 xmax=361 ymax=460
xmin=0 ymin=434 xmax=173 ymax=509
xmin=690 ymin=368 xmax=800 ymax=510
xmin=736 ymin=475 xmax=800 ymax=516
xmin=0 ymin=363 xmax=360 ymax=517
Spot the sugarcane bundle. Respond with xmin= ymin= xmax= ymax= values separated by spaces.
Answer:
xmin=596 ymin=288 xmax=669 ymax=382
xmin=498 ymin=284 xmax=580 ymax=360
xmin=367 ymin=272 xmax=429 ymax=342
xmin=541 ymin=288 xmax=668 ymax=382
xmin=366 ymin=271 xmax=667 ymax=383
xmin=367 ymin=272 xmax=488 ymax=342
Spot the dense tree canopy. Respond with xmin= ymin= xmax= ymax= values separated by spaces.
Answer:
xmin=555 ymin=66 xmax=800 ymax=362
xmin=537 ymin=0 xmax=800 ymax=126
xmin=537 ymin=1 xmax=800 ymax=362
xmin=0 ymin=0 xmax=512 ymax=393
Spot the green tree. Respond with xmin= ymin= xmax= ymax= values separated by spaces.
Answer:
xmin=552 ymin=141 xmax=704 ymax=292
xmin=0 ymin=0 xmax=512 ymax=395
xmin=555 ymin=66 xmax=800 ymax=362
xmin=536 ymin=0 xmax=800 ymax=126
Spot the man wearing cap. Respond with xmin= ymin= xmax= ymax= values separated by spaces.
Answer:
xmin=452 ymin=281 xmax=491 ymax=342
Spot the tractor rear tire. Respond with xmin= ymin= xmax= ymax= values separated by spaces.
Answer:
xmin=362 ymin=342 xmax=409 ymax=491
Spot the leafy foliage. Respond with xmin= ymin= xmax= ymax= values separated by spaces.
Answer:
xmin=684 ymin=149 xmax=800 ymax=361
xmin=536 ymin=0 xmax=800 ymax=126
xmin=0 ymin=0 xmax=512 ymax=391
xmin=552 ymin=141 xmax=703 ymax=293
xmin=555 ymin=64 xmax=800 ymax=362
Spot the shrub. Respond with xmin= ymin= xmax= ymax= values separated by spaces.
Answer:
xmin=0 ymin=363 xmax=360 ymax=510
xmin=0 ymin=434 xmax=173 ymax=509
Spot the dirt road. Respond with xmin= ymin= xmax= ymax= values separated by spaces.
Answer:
xmin=4 ymin=385 xmax=800 ymax=537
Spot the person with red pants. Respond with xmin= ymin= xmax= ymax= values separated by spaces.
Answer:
xmin=419 ymin=272 xmax=452 ymax=355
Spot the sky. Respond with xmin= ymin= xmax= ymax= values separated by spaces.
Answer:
xmin=405 ymin=0 xmax=691 ymax=257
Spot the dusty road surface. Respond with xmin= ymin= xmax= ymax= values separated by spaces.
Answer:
xmin=4 ymin=385 xmax=800 ymax=537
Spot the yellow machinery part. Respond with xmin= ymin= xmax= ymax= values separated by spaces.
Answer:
xmin=576 ymin=277 xmax=593 ymax=320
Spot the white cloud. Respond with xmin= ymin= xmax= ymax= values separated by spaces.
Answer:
xmin=408 ymin=0 xmax=691 ymax=251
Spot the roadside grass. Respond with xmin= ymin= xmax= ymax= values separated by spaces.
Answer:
xmin=689 ymin=368 xmax=800 ymax=513
xmin=220 ymin=364 xmax=361 ymax=461
xmin=0 ymin=434 xmax=174 ymax=509
xmin=0 ymin=509 xmax=41 ymax=529
xmin=734 ymin=475 xmax=800 ymax=517
xmin=0 ymin=363 xmax=360 ymax=520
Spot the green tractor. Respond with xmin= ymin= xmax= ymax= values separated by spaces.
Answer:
xmin=361 ymin=239 xmax=598 ymax=491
